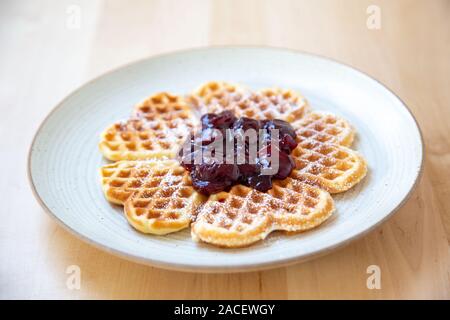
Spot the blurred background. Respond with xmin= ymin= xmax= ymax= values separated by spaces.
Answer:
xmin=0 ymin=0 xmax=449 ymax=299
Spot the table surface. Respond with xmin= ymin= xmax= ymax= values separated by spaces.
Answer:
xmin=1 ymin=0 xmax=449 ymax=299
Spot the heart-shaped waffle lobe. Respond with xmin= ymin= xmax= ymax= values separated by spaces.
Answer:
xmin=247 ymin=88 xmax=310 ymax=122
xmin=101 ymin=160 xmax=194 ymax=205
xmin=187 ymin=81 xmax=246 ymax=114
xmin=99 ymin=81 xmax=367 ymax=247
xmin=289 ymin=112 xmax=366 ymax=193
xmin=290 ymin=143 xmax=367 ymax=193
xmin=101 ymin=160 xmax=205 ymax=234
xmin=292 ymin=111 xmax=355 ymax=147
xmin=191 ymin=81 xmax=310 ymax=122
xmin=101 ymin=161 xmax=148 ymax=205
xmin=191 ymin=178 xmax=334 ymax=247
xmin=99 ymin=92 xmax=198 ymax=161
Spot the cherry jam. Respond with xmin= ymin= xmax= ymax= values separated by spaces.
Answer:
xmin=179 ymin=111 xmax=298 ymax=195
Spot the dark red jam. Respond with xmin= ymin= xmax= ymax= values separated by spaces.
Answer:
xmin=178 ymin=111 xmax=298 ymax=195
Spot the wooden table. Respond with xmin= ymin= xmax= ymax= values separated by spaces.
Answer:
xmin=1 ymin=0 xmax=449 ymax=299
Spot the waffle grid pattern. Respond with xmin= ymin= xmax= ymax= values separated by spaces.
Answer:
xmin=102 ymin=160 xmax=205 ymax=235
xmin=290 ymin=142 xmax=366 ymax=193
xmin=292 ymin=111 xmax=354 ymax=147
xmin=99 ymin=92 xmax=198 ymax=160
xmin=192 ymin=178 xmax=334 ymax=247
xmin=192 ymin=82 xmax=310 ymax=121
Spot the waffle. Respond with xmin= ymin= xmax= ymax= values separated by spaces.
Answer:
xmin=98 ymin=82 xmax=368 ymax=247
xmin=101 ymin=160 xmax=148 ymax=204
xmin=251 ymin=88 xmax=310 ymax=122
xmin=187 ymin=81 xmax=246 ymax=114
xmin=101 ymin=160 xmax=194 ymax=205
xmin=101 ymin=159 xmax=336 ymax=243
xmin=290 ymin=142 xmax=367 ymax=194
xmin=292 ymin=111 xmax=355 ymax=147
xmin=99 ymin=92 xmax=198 ymax=161
xmin=101 ymin=160 xmax=205 ymax=234
xmin=191 ymin=178 xmax=334 ymax=247
xmin=190 ymin=82 xmax=310 ymax=121
xmin=131 ymin=92 xmax=193 ymax=120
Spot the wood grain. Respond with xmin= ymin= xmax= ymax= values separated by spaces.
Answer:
xmin=0 ymin=0 xmax=449 ymax=299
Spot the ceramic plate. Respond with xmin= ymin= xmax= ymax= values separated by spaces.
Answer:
xmin=29 ymin=47 xmax=423 ymax=272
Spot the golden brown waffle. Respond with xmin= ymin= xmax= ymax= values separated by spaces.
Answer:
xmin=131 ymin=92 xmax=193 ymax=120
xmin=190 ymin=82 xmax=310 ymax=121
xmin=292 ymin=111 xmax=355 ymax=147
xmin=101 ymin=160 xmax=194 ymax=205
xmin=290 ymin=141 xmax=367 ymax=194
xmin=252 ymin=88 xmax=310 ymax=122
xmin=191 ymin=178 xmax=334 ymax=247
xmin=101 ymin=160 xmax=148 ymax=204
xmin=98 ymin=82 xmax=368 ymax=247
xmin=99 ymin=92 xmax=198 ymax=161
xmin=187 ymin=81 xmax=246 ymax=114
xmin=100 ymin=160 xmax=205 ymax=234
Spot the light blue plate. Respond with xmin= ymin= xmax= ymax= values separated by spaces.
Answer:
xmin=28 ymin=47 xmax=423 ymax=272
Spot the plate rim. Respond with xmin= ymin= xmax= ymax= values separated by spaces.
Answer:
xmin=27 ymin=45 xmax=425 ymax=273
